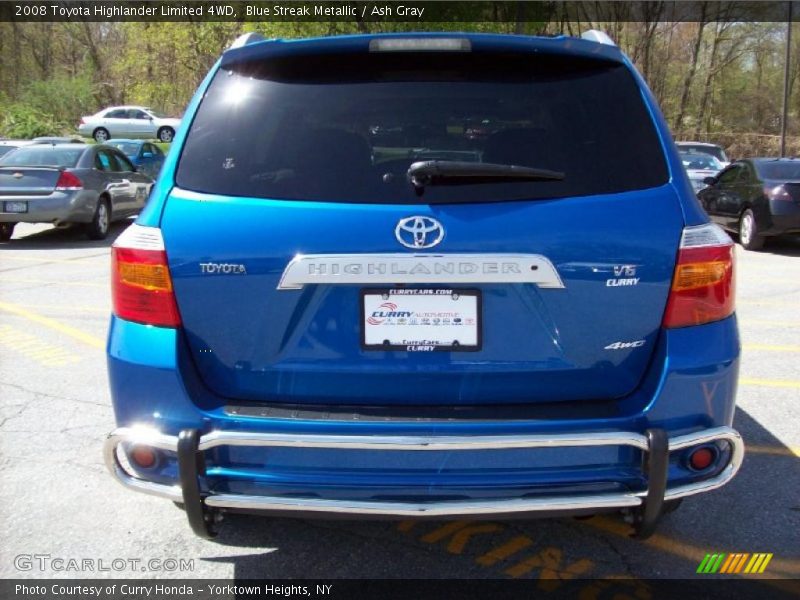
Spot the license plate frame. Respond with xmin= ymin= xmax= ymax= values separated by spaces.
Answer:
xmin=361 ymin=288 xmax=482 ymax=352
xmin=3 ymin=201 xmax=27 ymax=213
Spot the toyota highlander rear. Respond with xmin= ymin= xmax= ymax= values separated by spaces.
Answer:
xmin=105 ymin=32 xmax=742 ymax=539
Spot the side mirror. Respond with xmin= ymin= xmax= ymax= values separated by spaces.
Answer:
xmin=142 ymin=152 xmax=154 ymax=159
xmin=703 ymin=176 xmax=716 ymax=185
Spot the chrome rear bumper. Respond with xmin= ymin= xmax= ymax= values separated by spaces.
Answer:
xmin=105 ymin=425 xmax=743 ymax=517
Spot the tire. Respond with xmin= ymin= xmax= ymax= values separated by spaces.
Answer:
xmin=157 ymin=127 xmax=175 ymax=143
xmin=93 ymin=128 xmax=110 ymax=143
xmin=738 ymin=208 xmax=765 ymax=251
xmin=0 ymin=222 xmax=16 ymax=241
xmin=86 ymin=197 xmax=110 ymax=240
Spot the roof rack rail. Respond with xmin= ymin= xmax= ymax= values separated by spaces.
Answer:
xmin=580 ymin=30 xmax=617 ymax=47
xmin=229 ymin=32 xmax=265 ymax=49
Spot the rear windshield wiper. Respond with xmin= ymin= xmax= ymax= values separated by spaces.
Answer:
xmin=407 ymin=160 xmax=564 ymax=195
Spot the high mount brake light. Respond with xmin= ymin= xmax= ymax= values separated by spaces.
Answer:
xmin=111 ymin=224 xmax=181 ymax=328
xmin=663 ymin=224 xmax=735 ymax=329
xmin=369 ymin=38 xmax=471 ymax=52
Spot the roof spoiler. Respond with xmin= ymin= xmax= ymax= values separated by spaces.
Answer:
xmin=580 ymin=30 xmax=617 ymax=46
xmin=229 ymin=32 xmax=265 ymax=49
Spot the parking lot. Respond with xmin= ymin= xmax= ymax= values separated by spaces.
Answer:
xmin=0 ymin=222 xmax=798 ymax=589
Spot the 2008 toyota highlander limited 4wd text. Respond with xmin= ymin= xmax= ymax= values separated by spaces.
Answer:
xmin=104 ymin=31 xmax=743 ymax=539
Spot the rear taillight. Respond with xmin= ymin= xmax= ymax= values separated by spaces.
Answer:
xmin=111 ymin=224 xmax=181 ymax=327
xmin=55 ymin=171 xmax=83 ymax=191
xmin=662 ymin=224 xmax=735 ymax=329
xmin=765 ymin=185 xmax=793 ymax=201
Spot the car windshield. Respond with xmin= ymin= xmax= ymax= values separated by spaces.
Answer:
xmin=678 ymin=144 xmax=727 ymax=163
xmin=177 ymin=51 xmax=668 ymax=204
xmin=0 ymin=147 xmax=83 ymax=167
xmin=680 ymin=153 xmax=722 ymax=171
xmin=147 ymin=108 xmax=168 ymax=118
xmin=757 ymin=162 xmax=800 ymax=180
xmin=109 ymin=142 xmax=141 ymax=157
xmin=0 ymin=146 xmax=19 ymax=158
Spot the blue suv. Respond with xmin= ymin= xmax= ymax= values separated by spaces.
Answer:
xmin=104 ymin=32 xmax=743 ymax=539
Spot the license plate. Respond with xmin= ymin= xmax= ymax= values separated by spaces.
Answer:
xmin=3 ymin=201 xmax=27 ymax=213
xmin=362 ymin=289 xmax=481 ymax=352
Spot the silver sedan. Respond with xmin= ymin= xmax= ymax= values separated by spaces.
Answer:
xmin=0 ymin=144 xmax=153 ymax=241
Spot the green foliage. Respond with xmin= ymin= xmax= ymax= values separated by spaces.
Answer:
xmin=0 ymin=102 xmax=63 ymax=138
xmin=0 ymin=20 xmax=796 ymax=146
xmin=19 ymin=71 xmax=95 ymax=127
xmin=0 ymin=70 xmax=94 ymax=138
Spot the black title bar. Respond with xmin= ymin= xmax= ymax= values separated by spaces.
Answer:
xmin=2 ymin=1 xmax=799 ymax=23
xmin=3 ymin=579 xmax=800 ymax=600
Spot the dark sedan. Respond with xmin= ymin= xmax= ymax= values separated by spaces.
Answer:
xmin=697 ymin=158 xmax=800 ymax=250
xmin=0 ymin=144 xmax=152 ymax=241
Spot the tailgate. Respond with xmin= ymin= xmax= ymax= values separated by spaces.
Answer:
xmin=0 ymin=167 xmax=61 ymax=196
xmin=162 ymin=185 xmax=683 ymax=406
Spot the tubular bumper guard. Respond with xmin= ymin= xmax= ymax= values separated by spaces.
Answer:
xmin=105 ymin=426 xmax=743 ymax=522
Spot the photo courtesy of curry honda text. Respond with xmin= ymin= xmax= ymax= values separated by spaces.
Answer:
xmin=104 ymin=31 xmax=742 ymax=540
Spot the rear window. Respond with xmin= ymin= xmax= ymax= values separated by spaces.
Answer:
xmin=109 ymin=142 xmax=140 ymax=157
xmin=0 ymin=147 xmax=83 ymax=168
xmin=757 ymin=162 xmax=800 ymax=180
xmin=177 ymin=51 xmax=668 ymax=204
xmin=680 ymin=153 xmax=722 ymax=170
xmin=677 ymin=144 xmax=727 ymax=163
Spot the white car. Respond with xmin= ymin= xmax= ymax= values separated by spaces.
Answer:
xmin=77 ymin=106 xmax=181 ymax=143
xmin=675 ymin=141 xmax=730 ymax=168
xmin=680 ymin=151 xmax=724 ymax=193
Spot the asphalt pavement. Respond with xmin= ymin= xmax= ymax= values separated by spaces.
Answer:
xmin=0 ymin=222 xmax=798 ymax=592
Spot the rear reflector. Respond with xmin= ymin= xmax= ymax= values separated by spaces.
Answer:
xmin=55 ymin=171 xmax=83 ymax=191
xmin=663 ymin=224 xmax=735 ymax=329
xmin=111 ymin=224 xmax=181 ymax=328
xmin=688 ymin=446 xmax=717 ymax=471
xmin=129 ymin=445 xmax=157 ymax=469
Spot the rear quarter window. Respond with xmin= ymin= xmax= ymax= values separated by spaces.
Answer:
xmin=757 ymin=162 xmax=800 ymax=180
xmin=177 ymin=51 xmax=668 ymax=204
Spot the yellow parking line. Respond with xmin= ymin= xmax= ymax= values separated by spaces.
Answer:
xmin=0 ymin=324 xmax=82 ymax=367
xmin=0 ymin=277 xmax=105 ymax=288
xmin=739 ymin=378 xmax=800 ymax=389
xmin=0 ymin=301 xmax=104 ymax=349
xmin=747 ymin=445 xmax=800 ymax=458
xmin=477 ymin=536 xmax=533 ymax=567
xmin=584 ymin=516 xmax=800 ymax=578
xmin=16 ymin=303 xmax=109 ymax=314
xmin=742 ymin=343 xmax=800 ymax=353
